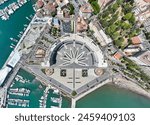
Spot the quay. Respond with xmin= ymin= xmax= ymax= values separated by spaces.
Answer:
xmin=71 ymin=79 xmax=112 ymax=108
xmin=0 ymin=14 xmax=36 ymax=107
xmin=0 ymin=87 xmax=7 ymax=108
xmin=0 ymin=14 xmax=36 ymax=86
xmin=3 ymin=15 xmax=36 ymax=67
xmin=4 ymin=63 xmax=22 ymax=89
xmin=0 ymin=0 xmax=30 ymax=20
xmin=71 ymin=99 xmax=76 ymax=108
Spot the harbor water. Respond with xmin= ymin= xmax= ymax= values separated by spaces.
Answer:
xmin=7 ymin=69 xmax=71 ymax=108
xmin=76 ymin=85 xmax=150 ymax=108
xmin=0 ymin=0 xmax=35 ymax=68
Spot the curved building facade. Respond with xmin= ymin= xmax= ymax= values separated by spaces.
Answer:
xmin=47 ymin=34 xmax=109 ymax=95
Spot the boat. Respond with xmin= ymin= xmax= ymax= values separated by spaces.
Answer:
xmin=10 ymin=37 xmax=18 ymax=42
xmin=53 ymin=89 xmax=59 ymax=95
xmin=0 ymin=0 xmax=8 ymax=6
xmin=11 ymin=43 xmax=16 ymax=46
xmin=26 ymin=16 xmax=30 ymax=21
xmin=51 ymin=97 xmax=62 ymax=103
xmin=1 ymin=0 xmax=29 ymax=21
xmin=10 ymin=46 xmax=14 ymax=48
xmin=24 ymin=24 xmax=28 ymax=27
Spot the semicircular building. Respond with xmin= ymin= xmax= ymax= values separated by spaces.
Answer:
xmin=46 ymin=34 xmax=109 ymax=95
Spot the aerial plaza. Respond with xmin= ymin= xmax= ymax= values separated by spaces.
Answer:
xmin=25 ymin=34 xmax=110 ymax=97
xmin=0 ymin=0 xmax=150 ymax=109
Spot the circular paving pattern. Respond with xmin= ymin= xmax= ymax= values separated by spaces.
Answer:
xmin=45 ymin=68 xmax=54 ymax=76
xmin=94 ymin=68 xmax=104 ymax=76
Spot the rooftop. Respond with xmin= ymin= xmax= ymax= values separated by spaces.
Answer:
xmin=37 ymin=0 xmax=44 ymax=8
xmin=131 ymin=36 xmax=141 ymax=45
xmin=113 ymin=52 xmax=123 ymax=60
xmin=80 ymin=3 xmax=93 ymax=13
xmin=47 ymin=34 xmax=108 ymax=92
xmin=138 ymin=51 xmax=150 ymax=65
xmin=77 ymin=17 xmax=88 ymax=32
xmin=144 ymin=0 xmax=150 ymax=2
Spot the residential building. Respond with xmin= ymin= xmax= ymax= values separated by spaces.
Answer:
xmin=131 ymin=36 xmax=142 ymax=45
xmin=144 ymin=17 xmax=150 ymax=32
xmin=89 ymin=21 xmax=112 ymax=46
xmin=36 ymin=0 xmax=44 ymax=9
xmin=131 ymin=50 xmax=150 ymax=66
xmin=55 ymin=0 xmax=69 ymax=8
xmin=77 ymin=17 xmax=88 ymax=32
xmin=133 ymin=0 xmax=150 ymax=23
xmin=113 ymin=52 xmax=123 ymax=60
xmin=44 ymin=2 xmax=57 ymax=15
xmin=79 ymin=3 xmax=93 ymax=19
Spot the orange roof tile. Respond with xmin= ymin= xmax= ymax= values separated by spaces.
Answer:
xmin=113 ymin=52 xmax=123 ymax=60
xmin=37 ymin=0 xmax=44 ymax=8
xmin=131 ymin=36 xmax=141 ymax=45
xmin=144 ymin=0 xmax=150 ymax=2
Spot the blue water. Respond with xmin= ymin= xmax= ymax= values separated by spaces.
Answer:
xmin=1 ymin=0 xmax=150 ymax=108
xmin=0 ymin=0 xmax=35 ymax=68
xmin=76 ymin=85 xmax=150 ymax=108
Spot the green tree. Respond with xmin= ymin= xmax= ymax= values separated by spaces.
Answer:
xmin=112 ymin=3 xmax=119 ymax=12
xmin=124 ymin=13 xmax=133 ymax=20
xmin=129 ymin=15 xmax=135 ymax=24
xmin=117 ymin=0 xmax=124 ymax=5
xmin=121 ymin=22 xmax=131 ymax=29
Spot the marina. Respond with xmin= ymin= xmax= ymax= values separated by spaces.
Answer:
xmin=0 ymin=0 xmax=35 ymax=68
xmin=0 ymin=0 xmax=149 ymax=109
xmin=0 ymin=0 xmax=9 ymax=6
xmin=6 ymin=69 xmax=70 ymax=108
xmin=0 ymin=0 xmax=30 ymax=20
xmin=7 ymin=98 xmax=29 ymax=107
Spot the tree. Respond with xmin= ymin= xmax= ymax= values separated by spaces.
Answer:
xmin=122 ymin=3 xmax=133 ymax=14
xmin=110 ymin=24 xmax=118 ymax=33
xmin=129 ymin=15 xmax=135 ymax=24
xmin=121 ymin=22 xmax=131 ymax=29
xmin=114 ymin=39 xmax=122 ymax=48
xmin=72 ymin=91 xmax=77 ymax=96
xmin=112 ymin=3 xmax=119 ymax=12
xmin=91 ymin=1 xmax=100 ymax=14
xmin=112 ymin=32 xmax=120 ymax=40
xmin=69 ymin=4 xmax=74 ymax=15
xmin=124 ymin=13 xmax=133 ymax=20
xmin=117 ymin=0 xmax=124 ymax=5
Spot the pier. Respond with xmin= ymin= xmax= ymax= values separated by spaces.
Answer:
xmin=71 ymin=99 xmax=76 ymax=108
xmin=3 ymin=15 xmax=36 ymax=68
xmin=0 ymin=0 xmax=30 ymax=20
xmin=0 ymin=14 xmax=36 ymax=87
xmin=4 ymin=63 xmax=22 ymax=89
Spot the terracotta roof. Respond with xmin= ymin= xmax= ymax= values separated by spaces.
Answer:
xmin=77 ymin=17 xmax=88 ymax=32
xmin=37 ymin=0 xmax=44 ymax=8
xmin=144 ymin=0 xmax=150 ymax=3
xmin=113 ymin=52 xmax=123 ymax=60
xmin=131 ymin=36 xmax=141 ymax=45
xmin=80 ymin=3 xmax=93 ymax=13
xmin=45 ymin=2 xmax=57 ymax=12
